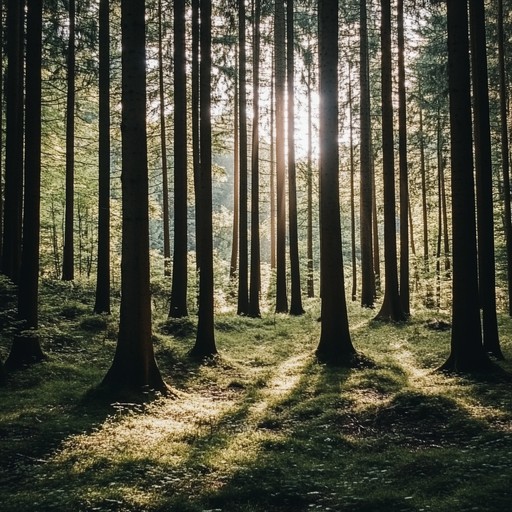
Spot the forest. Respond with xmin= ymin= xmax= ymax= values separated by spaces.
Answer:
xmin=1 ymin=0 xmax=512 ymax=510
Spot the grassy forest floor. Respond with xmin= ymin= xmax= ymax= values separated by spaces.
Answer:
xmin=1 ymin=279 xmax=512 ymax=511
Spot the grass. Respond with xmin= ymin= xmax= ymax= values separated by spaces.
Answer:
xmin=1 ymin=281 xmax=512 ymax=511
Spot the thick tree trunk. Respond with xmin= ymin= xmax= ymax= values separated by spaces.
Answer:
xmin=237 ymin=0 xmax=249 ymax=315
xmin=287 ymin=0 xmax=304 ymax=316
xmin=359 ymin=0 xmax=375 ymax=307
xmin=94 ymin=0 xmax=111 ymax=315
xmin=469 ymin=0 xmax=502 ymax=359
xmin=440 ymin=0 xmax=490 ymax=373
xmin=190 ymin=0 xmax=217 ymax=359
xmin=9 ymin=0 xmax=46 ymax=369
xmin=62 ymin=0 xmax=75 ymax=281
xmin=169 ymin=0 xmax=189 ymax=318
xmin=306 ymin=46 xmax=314 ymax=299
xmin=248 ymin=0 xmax=261 ymax=318
xmin=2 ymin=0 xmax=24 ymax=283
xmin=274 ymin=0 xmax=288 ymax=313
xmin=316 ymin=0 xmax=356 ymax=365
xmin=102 ymin=0 xmax=167 ymax=393
xmin=375 ymin=0 xmax=405 ymax=322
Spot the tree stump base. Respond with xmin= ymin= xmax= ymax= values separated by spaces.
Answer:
xmin=5 ymin=333 xmax=47 ymax=370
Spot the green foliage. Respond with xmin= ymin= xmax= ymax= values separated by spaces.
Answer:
xmin=1 ymin=284 xmax=512 ymax=511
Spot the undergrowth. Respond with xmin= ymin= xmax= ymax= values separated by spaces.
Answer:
xmin=1 ymin=279 xmax=511 ymax=511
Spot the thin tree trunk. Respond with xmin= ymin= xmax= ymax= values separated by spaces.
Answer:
xmin=190 ymin=0 xmax=217 ymax=358
xmin=287 ymin=0 xmax=304 ymax=316
xmin=438 ymin=117 xmax=450 ymax=274
xmin=158 ymin=0 xmax=171 ymax=277
xmin=94 ymin=0 xmax=111 ymax=315
xmin=248 ymin=0 xmax=261 ymax=318
xmin=349 ymin=63 xmax=357 ymax=302
xmin=230 ymin=47 xmax=239 ymax=279
xmin=275 ymin=0 xmax=288 ymax=313
xmin=2 ymin=0 xmax=24 ymax=283
xmin=62 ymin=0 xmax=75 ymax=281
xmin=469 ymin=0 xmax=502 ymax=359
xmin=498 ymin=0 xmax=512 ymax=317
xmin=372 ymin=150 xmax=381 ymax=291
xmin=419 ymin=101 xmax=429 ymax=272
xmin=359 ymin=0 xmax=375 ymax=307
xmin=306 ymin=44 xmax=314 ymax=299
xmin=237 ymin=0 xmax=249 ymax=315
xmin=397 ymin=0 xmax=410 ymax=316
xmin=170 ymin=0 xmax=189 ymax=318
xmin=270 ymin=54 xmax=276 ymax=270
xmin=375 ymin=0 xmax=405 ymax=322
xmin=0 ymin=0 xmax=3 ymax=261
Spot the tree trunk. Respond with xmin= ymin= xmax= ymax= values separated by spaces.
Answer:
xmin=469 ymin=0 xmax=502 ymax=359
xmin=158 ymin=0 xmax=171 ymax=277
xmin=9 ymin=0 xmax=46 ymax=369
xmin=440 ymin=0 xmax=489 ymax=373
xmin=2 ymin=0 xmax=24 ymax=283
xmin=349 ymin=63 xmax=357 ymax=302
xmin=316 ymin=0 xmax=356 ymax=365
xmin=270 ymin=56 xmax=276 ymax=271
xmin=190 ymin=0 xmax=217 ymax=359
xmin=62 ymin=0 xmax=75 ymax=282
xmin=419 ymin=101 xmax=429 ymax=273
xmin=101 ymin=0 xmax=167 ymax=393
xmin=375 ymin=0 xmax=405 ymax=322
xmin=0 ymin=0 xmax=3 ymax=261
xmin=274 ymin=0 xmax=288 ymax=313
xmin=94 ymin=0 xmax=111 ymax=315
xmin=248 ymin=0 xmax=261 ymax=319
xmin=397 ymin=0 xmax=410 ymax=317
xmin=287 ymin=0 xmax=304 ymax=316
xmin=359 ymin=0 xmax=375 ymax=307
xmin=169 ymin=0 xmax=189 ymax=318
xmin=498 ymin=0 xmax=512 ymax=317
xmin=230 ymin=47 xmax=239 ymax=279
xmin=306 ymin=44 xmax=314 ymax=299
xmin=237 ymin=0 xmax=249 ymax=315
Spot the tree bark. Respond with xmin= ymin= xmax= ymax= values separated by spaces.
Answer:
xmin=274 ymin=0 xmax=288 ymax=313
xmin=306 ymin=44 xmax=314 ymax=299
xmin=359 ymin=0 xmax=375 ymax=307
xmin=248 ymin=0 xmax=261 ymax=318
xmin=237 ymin=0 xmax=249 ymax=315
xmin=169 ymin=0 xmax=189 ymax=318
xmin=190 ymin=0 xmax=218 ymax=359
xmin=230 ymin=47 xmax=239 ymax=279
xmin=94 ymin=0 xmax=111 ymax=315
xmin=316 ymin=0 xmax=357 ymax=365
xmin=440 ymin=0 xmax=490 ymax=373
xmin=62 ymin=0 xmax=76 ymax=281
xmin=2 ymin=0 xmax=24 ymax=283
xmin=349 ymin=63 xmax=357 ymax=302
xmin=101 ymin=0 xmax=167 ymax=393
xmin=375 ymin=0 xmax=405 ymax=322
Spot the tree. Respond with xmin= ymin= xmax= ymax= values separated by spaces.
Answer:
xmin=274 ymin=0 xmax=288 ymax=313
xmin=306 ymin=43 xmax=315 ymax=299
xmin=287 ymin=0 xmax=304 ymax=316
xmin=397 ymin=0 xmax=410 ymax=317
xmin=158 ymin=0 xmax=171 ymax=277
xmin=349 ymin=61 xmax=357 ymax=302
xmin=469 ymin=0 xmax=502 ymax=359
xmin=94 ymin=0 xmax=111 ymax=315
xmin=169 ymin=0 xmax=189 ymax=318
xmin=62 ymin=0 xmax=76 ymax=281
xmin=359 ymin=0 xmax=375 ymax=308
xmin=497 ymin=0 xmax=512 ymax=317
xmin=190 ymin=0 xmax=218 ymax=359
xmin=237 ymin=0 xmax=249 ymax=316
xmin=374 ymin=0 xmax=405 ymax=322
xmin=2 ymin=0 xmax=24 ymax=283
xmin=439 ymin=0 xmax=490 ymax=372
xmin=6 ymin=0 xmax=46 ymax=369
xmin=230 ymin=47 xmax=240 ymax=279
xmin=248 ymin=0 xmax=261 ymax=319
xmin=316 ymin=0 xmax=357 ymax=365
xmin=101 ymin=0 xmax=167 ymax=393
